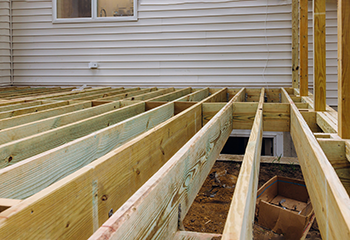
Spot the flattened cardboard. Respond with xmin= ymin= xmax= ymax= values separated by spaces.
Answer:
xmin=256 ymin=176 xmax=314 ymax=240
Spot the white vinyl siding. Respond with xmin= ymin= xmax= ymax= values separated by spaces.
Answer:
xmin=10 ymin=0 xmax=338 ymax=105
xmin=0 ymin=0 xmax=11 ymax=85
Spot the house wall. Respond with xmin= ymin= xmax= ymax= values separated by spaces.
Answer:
xmin=10 ymin=0 xmax=338 ymax=105
xmin=0 ymin=0 xmax=11 ymax=85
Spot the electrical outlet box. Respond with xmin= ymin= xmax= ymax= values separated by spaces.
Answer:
xmin=89 ymin=62 xmax=98 ymax=69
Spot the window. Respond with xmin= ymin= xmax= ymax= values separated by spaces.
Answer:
xmin=53 ymin=0 xmax=137 ymax=22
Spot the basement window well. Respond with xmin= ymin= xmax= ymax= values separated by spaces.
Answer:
xmin=221 ymin=130 xmax=283 ymax=156
xmin=53 ymin=0 xmax=137 ymax=22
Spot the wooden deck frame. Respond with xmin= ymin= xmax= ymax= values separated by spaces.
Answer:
xmin=0 ymin=87 xmax=233 ymax=239
xmin=0 ymin=85 xmax=348 ymax=239
xmin=0 ymin=0 xmax=349 ymax=236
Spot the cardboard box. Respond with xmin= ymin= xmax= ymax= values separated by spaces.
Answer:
xmin=256 ymin=176 xmax=315 ymax=239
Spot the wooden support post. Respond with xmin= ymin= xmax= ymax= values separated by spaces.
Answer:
xmin=313 ymin=0 xmax=326 ymax=111
xmin=338 ymin=0 xmax=350 ymax=138
xmin=292 ymin=0 xmax=299 ymax=88
xmin=299 ymin=0 xmax=309 ymax=96
xmin=222 ymin=88 xmax=264 ymax=239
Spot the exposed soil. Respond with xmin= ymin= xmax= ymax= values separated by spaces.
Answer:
xmin=183 ymin=161 xmax=322 ymax=239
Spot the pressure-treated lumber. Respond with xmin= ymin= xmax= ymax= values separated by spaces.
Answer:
xmin=0 ymin=87 xmax=61 ymax=98
xmin=89 ymin=88 xmax=156 ymax=101
xmin=126 ymin=87 xmax=174 ymax=101
xmin=0 ymin=89 xmax=73 ymax=100
xmin=299 ymin=0 xmax=309 ymax=96
xmin=0 ymin=102 xmax=175 ymax=199
xmin=0 ymin=101 xmax=69 ymax=119
xmin=282 ymin=88 xmax=350 ymax=239
xmin=65 ymin=87 xmax=140 ymax=101
xmin=176 ymin=88 xmax=209 ymax=102
xmin=0 ymin=198 xmax=22 ymax=212
xmin=0 ymin=101 xmax=92 ymax=130
xmin=222 ymin=88 xmax=264 ymax=240
xmin=0 ymin=102 xmax=147 ymax=168
xmin=317 ymin=139 xmax=350 ymax=193
xmin=0 ymin=101 xmax=120 ymax=145
xmin=50 ymin=88 xmax=127 ymax=101
xmin=0 ymin=100 xmax=43 ymax=113
xmin=89 ymin=88 xmax=245 ymax=240
xmin=217 ymin=154 xmax=299 ymax=165
xmin=313 ymin=0 xmax=326 ymax=111
xmin=338 ymin=0 xmax=350 ymax=139
xmin=31 ymin=87 xmax=113 ymax=101
xmin=173 ymin=231 xmax=222 ymax=240
xmin=150 ymin=87 xmax=192 ymax=102
xmin=232 ymin=102 xmax=289 ymax=132
xmin=0 ymin=102 xmax=200 ymax=239
xmin=292 ymin=0 xmax=299 ymax=88
xmin=298 ymin=93 xmax=338 ymax=133
xmin=0 ymin=88 xmax=231 ymax=239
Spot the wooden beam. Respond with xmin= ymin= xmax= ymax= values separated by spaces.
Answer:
xmin=263 ymin=103 xmax=290 ymax=131
xmin=67 ymin=87 xmax=140 ymax=101
xmin=32 ymin=87 xmax=113 ymax=101
xmin=217 ymin=154 xmax=299 ymax=165
xmin=232 ymin=102 xmax=289 ymax=131
xmin=317 ymin=139 xmax=350 ymax=194
xmin=0 ymin=87 xmax=240 ymax=239
xmin=222 ymin=88 xmax=264 ymax=239
xmin=0 ymin=102 xmax=150 ymax=168
xmin=299 ymin=0 xmax=309 ymax=96
xmin=338 ymin=0 xmax=350 ymax=138
xmin=0 ymin=198 xmax=21 ymax=213
xmin=0 ymin=100 xmax=203 ymax=239
xmin=282 ymin=88 xmax=350 ymax=239
xmin=1 ymin=88 xmax=74 ymax=100
xmin=0 ymin=101 xmax=69 ymax=120
xmin=176 ymin=88 xmax=209 ymax=102
xmin=146 ymin=87 xmax=191 ymax=102
xmin=129 ymin=88 xmax=174 ymax=101
xmin=0 ymin=102 xmax=175 ymax=199
xmin=313 ymin=0 xmax=326 ymax=111
xmin=292 ymin=0 xmax=299 ymax=88
xmin=93 ymin=88 xmax=157 ymax=101
xmin=0 ymin=101 xmax=92 ymax=130
xmin=0 ymin=101 xmax=120 ymax=145
xmin=202 ymin=102 xmax=227 ymax=125
xmin=173 ymin=231 xmax=222 ymax=240
xmin=89 ymin=88 xmax=245 ymax=240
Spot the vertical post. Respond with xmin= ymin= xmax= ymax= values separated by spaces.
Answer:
xmin=313 ymin=0 xmax=326 ymax=111
xmin=338 ymin=0 xmax=350 ymax=138
xmin=299 ymin=0 xmax=308 ymax=96
xmin=292 ymin=0 xmax=299 ymax=89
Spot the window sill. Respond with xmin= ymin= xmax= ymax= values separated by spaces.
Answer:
xmin=52 ymin=16 xmax=138 ymax=24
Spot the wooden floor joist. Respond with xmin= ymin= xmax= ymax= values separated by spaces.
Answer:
xmin=222 ymin=88 xmax=264 ymax=239
xmin=0 ymin=86 xmax=349 ymax=240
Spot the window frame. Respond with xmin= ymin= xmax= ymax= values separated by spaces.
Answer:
xmin=52 ymin=0 xmax=138 ymax=23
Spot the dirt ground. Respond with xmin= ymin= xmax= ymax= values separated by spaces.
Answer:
xmin=183 ymin=161 xmax=322 ymax=239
